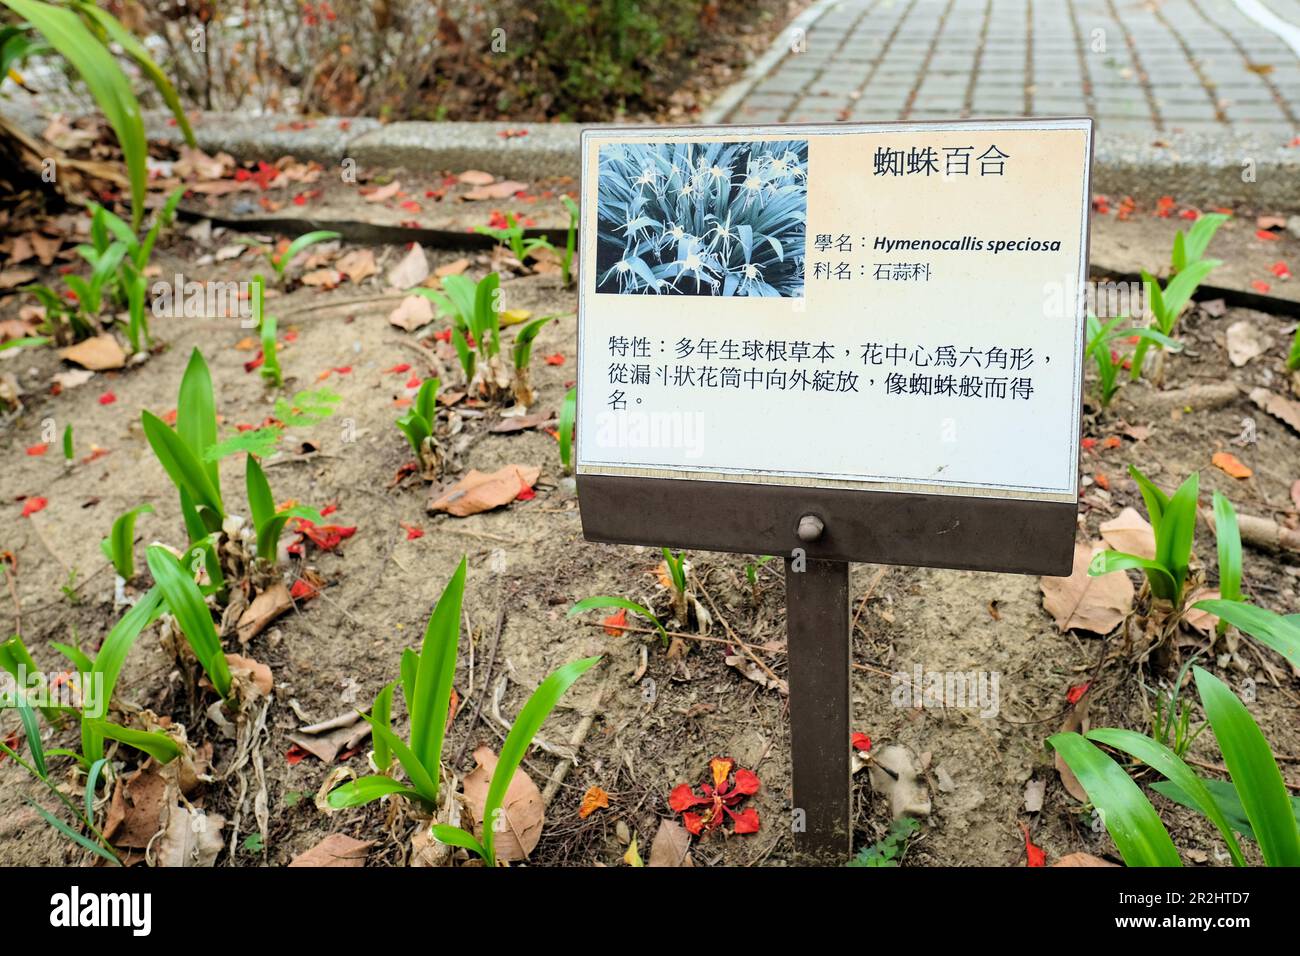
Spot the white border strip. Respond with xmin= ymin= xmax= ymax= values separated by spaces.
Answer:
xmin=700 ymin=0 xmax=845 ymax=124
xmin=1232 ymin=0 xmax=1300 ymax=60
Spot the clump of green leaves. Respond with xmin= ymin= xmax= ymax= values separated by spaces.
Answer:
xmin=327 ymin=558 xmax=467 ymax=812
xmin=1050 ymin=665 xmax=1299 ymax=867
xmin=745 ymin=555 xmax=775 ymax=603
xmin=266 ymin=230 xmax=341 ymax=282
xmin=431 ymin=654 xmax=600 ymax=866
xmin=0 ymin=0 xmax=194 ymax=230
xmin=250 ymin=275 xmax=282 ymax=387
xmin=847 ymin=817 xmax=920 ymax=867
xmin=474 ymin=212 xmax=554 ymax=266
xmin=511 ymin=314 xmax=557 ymax=406
xmin=661 ymin=548 xmax=690 ymax=626
xmin=1133 ymin=214 xmax=1226 ymax=382
xmin=396 ymin=377 xmax=444 ymax=477
xmin=1086 ymin=314 xmax=1181 ymax=408
xmin=415 ymin=272 xmax=508 ymax=401
xmin=146 ymin=545 xmax=232 ymax=700
xmin=1149 ymin=654 xmax=1206 ymax=758
xmin=1089 ymin=466 xmax=1198 ymax=607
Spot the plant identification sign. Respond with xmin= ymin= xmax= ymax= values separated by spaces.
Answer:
xmin=576 ymin=119 xmax=1093 ymax=576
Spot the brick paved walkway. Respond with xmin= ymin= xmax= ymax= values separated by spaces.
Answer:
xmin=713 ymin=0 xmax=1300 ymax=140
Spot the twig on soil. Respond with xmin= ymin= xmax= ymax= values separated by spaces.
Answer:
xmin=541 ymin=672 xmax=610 ymax=807
xmin=850 ymin=566 xmax=889 ymax=636
xmin=695 ymin=576 xmax=785 ymax=688
xmin=452 ymin=602 xmax=506 ymax=770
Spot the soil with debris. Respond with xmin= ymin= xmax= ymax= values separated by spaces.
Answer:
xmin=1 ymin=173 xmax=1298 ymax=867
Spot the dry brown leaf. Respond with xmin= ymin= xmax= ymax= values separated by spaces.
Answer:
xmin=301 ymin=268 xmax=342 ymax=289
xmin=435 ymin=257 xmax=470 ymax=278
xmin=1212 ymin=451 xmax=1252 ymax=479
xmin=1099 ymin=507 xmax=1156 ymax=559
xmin=489 ymin=412 xmax=556 ymax=434
xmin=387 ymin=243 xmax=428 ymax=289
xmin=214 ymin=244 xmax=245 ymax=262
xmin=104 ymin=767 xmax=170 ymax=849
xmin=462 ymin=745 xmax=544 ymax=861
xmin=463 ymin=180 xmax=528 ymax=201
xmin=336 ymin=248 xmax=377 ymax=283
xmin=724 ymin=654 xmax=789 ymax=694
xmin=154 ymin=805 xmax=225 ymax=867
xmin=578 ymin=785 xmax=610 ymax=819
xmin=1056 ymin=692 xmax=1091 ymax=802
xmin=59 ymin=334 xmax=125 ymax=370
xmin=52 ymin=368 xmax=94 ymax=390
xmin=224 ymin=653 xmax=273 ymax=697
xmin=457 ymin=170 xmax=495 ymax=185
xmin=0 ymin=268 xmax=37 ymax=290
xmin=1225 ymin=320 xmax=1271 ymax=367
xmin=647 ymin=819 xmax=695 ymax=867
xmin=29 ymin=232 xmax=61 ymax=266
xmin=1040 ymin=542 xmax=1134 ymax=634
xmin=364 ymin=180 xmax=401 ymax=203
xmin=289 ymin=712 xmax=369 ymax=764
xmin=1052 ymin=852 xmax=1117 ymax=867
xmin=1250 ymin=387 xmax=1300 ymax=435
xmin=428 ymin=464 xmax=540 ymax=517
xmin=289 ymin=833 xmax=372 ymax=867
xmin=235 ymin=583 xmax=293 ymax=644
xmin=388 ymin=294 xmax=435 ymax=332
xmin=1182 ymin=587 xmax=1221 ymax=636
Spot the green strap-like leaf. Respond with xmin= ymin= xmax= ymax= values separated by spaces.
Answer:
xmin=89 ymin=720 xmax=181 ymax=764
xmin=482 ymin=655 xmax=601 ymax=865
xmin=1193 ymin=600 xmax=1300 ymax=669
xmin=141 ymin=410 xmax=224 ymax=520
xmin=567 ymin=596 xmax=668 ymax=643
xmin=146 ymin=546 xmax=231 ymax=700
xmin=176 ymin=349 xmax=221 ymax=494
xmin=559 ymin=387 xmax=576 ymax=472
xmin=1194 ymin=666 xmax=1300 ymax=866
xmin=1048 ymin=732 xmax=1182 ymax=867
xmin=1087 ymin=550 xmax=1178 ymax=603
xmin=105 ymin=503 xmax=153 ymax=580
xmin=326 ymin=774 xmax=423 ymax=809
xmin=410 ymin=558 xmax=466 ymax=793
xmin=430 ymin=823 xmax=486 ymax=859
xmin=1088 ymin=728 xmax=1245 ymax=866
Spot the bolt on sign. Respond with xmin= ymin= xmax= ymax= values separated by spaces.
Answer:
xmin=574 ymin=119 xmax=1094 ymax=862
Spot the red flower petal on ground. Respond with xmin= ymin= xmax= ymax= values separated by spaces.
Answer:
xmin=544 ymin=353 xmax=565 ymax=365
xmin=1251 ymin=280 xmax=1271 ymax=293
xmin=682 ymin=812 xmax=706 ymax=835
xmin=244 ymin=351 xmax=265 ymax=372
xmin=385 ymin=363 xmax=412 ymax=374
xmin=401 ymin=201 xmax=421 ymax=213
xmin=402 ymin=523 xmax=424 ymax=540
xmin=286 ymin=745 xmax=309 ymax=765
xmin=1270 ymin=261 xmax=1291 ymax=279
xmin=98 ymin=391 xmax=116 ymax=405
xmin=1179 ymin=208 xmax=1200 ymax=220
xmin=669 ymin=784 xmax=710 ymax=812
xmin=290 ymin=579 xmax=318 ymax=601
xmin=515 ymin=484 xmax=536 ymax=502
xmin=728 ymin=806 xmax=761 ymax=834
xmin=602 ymin=607 xmax=627 ymax=636
xmin=1020 ymin=822 xmax=1046 ymax=867
xmin=732 ymin=767 xmax=761 ymax=795
xmin=433 ymin=328 xmax=452 ymax=343
xmin=1066 ymin=681 xmax=1090 ymax=705
xmin=21 ymin=497 xmax=47 ymax=517
xmin=1255 ymin=229 xmax=1279 ymax=241
xmin=26 ymin=443 xmax=48 ymax=456
xmin=851 ymin=732 xmax=872 ymax=752
xmin=293 ymin=193 xmax=307 ymax=206
xmin=320 ymin=504 xmax=337 ymax=517
xmin=405 ymin=374 xmax=421 ymax=388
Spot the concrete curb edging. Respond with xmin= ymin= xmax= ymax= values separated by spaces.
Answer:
xmin=6 ymin=98 xmax=1298 ymax=210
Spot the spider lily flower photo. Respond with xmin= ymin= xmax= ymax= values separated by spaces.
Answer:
xmin=595 ymin=140 xmax=808 ymax=297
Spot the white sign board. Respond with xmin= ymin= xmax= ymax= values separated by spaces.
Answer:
xmin=576 ymin=119 xmax=1092 ymax=503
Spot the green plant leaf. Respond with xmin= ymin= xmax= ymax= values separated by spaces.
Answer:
xmin=176 ymin=349 xmax=221 ymax=494
xmin=89 ymin=720 xmax=181 ymax=763
xmin=430 ymin=823 xmax=485 ymax=857
xmin=481 ymin=655 xmax=600 ymax=865
xmin=141 ymin=410 xmax=224 ymax=521
xmin=371 ymin=680 xmax=397 ymax=773
xmin=85 ymin=586 xmax=162 ymax=762
xmin=567 ymin=596 xmax=668 ymax=643
xmin=1158 ymin=472 xmax=1199 ymax=604
xmin=1048 ymin=732 xmax=1182 ymax=866
xmin=2 ymin=0 xmax=148 ymax=228
xmin=1128 ymin=464 xmax=1169 ymax=537
xmin=104 ymin=503 xmax=153 ymax=579
xmin=15 ymin=693 xmax=45 ymax=779
xmin=559 ymin=386 xmax=576 ymax=473
xmin=1088 ymin=550 xmax=1177 ymax=603
xmin=1087 ymin=728 xmax=1245 ymax=866
xmin=1193 ymin=600 xmax=1300 ymax=669
xmin=146 ymin=546 xmax=231 ymax=699
xmin=276 ymin=231 xmax=341 ymax=275
xmin=326 ymin=774 xmax=422 ymax=809
xmin=1194 ymin=666 xmax=1300 ymax=866
xmin=27 ymin=799 xmax=120 ymax=865
xmin=1151 ymin=777 xmax=1300 ymax=842
xmin=409 ymin=558 xmax=466 ymax=795
xmin=1211 ymin=492 xmax=1243 ymax=606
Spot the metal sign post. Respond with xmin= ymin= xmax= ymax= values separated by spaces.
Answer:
xmin=573 ymin=119 xmax=1093 ymax=864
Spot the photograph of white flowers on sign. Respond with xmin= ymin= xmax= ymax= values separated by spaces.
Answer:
xmin=595 ymin=139 xmax=808 ymax=297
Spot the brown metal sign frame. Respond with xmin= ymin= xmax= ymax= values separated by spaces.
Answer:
xmin=574 ymin=118 xmax=1093 ymax=865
